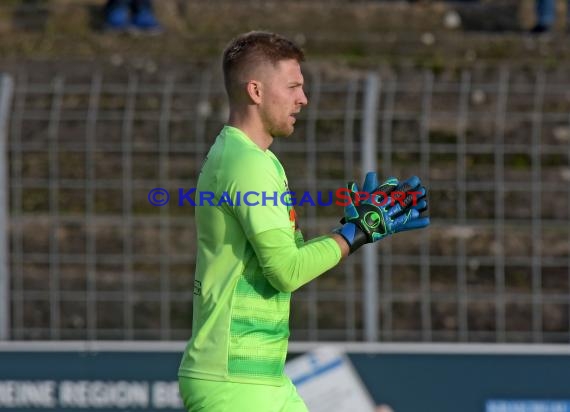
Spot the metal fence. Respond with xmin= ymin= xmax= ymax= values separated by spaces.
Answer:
xmin=1 ymin=63 xmax=569 ymax=343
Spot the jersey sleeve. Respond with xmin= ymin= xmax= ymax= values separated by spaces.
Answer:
xmin=249 ymin=228 xmax=341 ymax=293
xmin=220 ymin=148 xmax=341 ymax=292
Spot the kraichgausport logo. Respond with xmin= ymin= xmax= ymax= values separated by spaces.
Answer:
xmin=147 ymin=188 xmax=423 ymax=208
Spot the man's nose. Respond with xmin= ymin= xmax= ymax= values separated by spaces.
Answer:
xmin=299 ymin=90 xmax=308 ymax=106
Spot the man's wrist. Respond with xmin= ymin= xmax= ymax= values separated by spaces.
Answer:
xmin=330 ymin=233 xmax=350 ymax=258
xmin=334 ymin=223 xmax=368 ymax=254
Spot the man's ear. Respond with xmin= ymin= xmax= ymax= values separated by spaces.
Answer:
xmin=246 ymin=81 xmax=262 ymax=104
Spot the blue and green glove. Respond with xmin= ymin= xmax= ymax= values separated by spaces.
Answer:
xmin=335 ymin=172 xmax=430 ymax=254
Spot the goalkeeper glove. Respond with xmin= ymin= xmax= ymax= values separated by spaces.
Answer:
xmin=335 ymin=172 xmax=430 ymax=254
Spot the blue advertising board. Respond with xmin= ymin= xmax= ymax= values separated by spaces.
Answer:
xmin=1 ymin=342 xmax=570 ymax=412
xmin=0 ymin=348 xmax=184 ymax=411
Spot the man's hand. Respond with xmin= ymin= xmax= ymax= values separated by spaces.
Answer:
xmin=335 ymin=172 xmax=430 ymax=254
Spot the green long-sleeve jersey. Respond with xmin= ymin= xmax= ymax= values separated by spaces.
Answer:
xmin=178 ymin=126 xmax=341 ymax=386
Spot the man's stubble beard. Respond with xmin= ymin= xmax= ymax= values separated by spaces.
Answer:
xmin=269 ymin=121 xmax=294 ymax=139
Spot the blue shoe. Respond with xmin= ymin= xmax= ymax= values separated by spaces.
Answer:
xmin=104 ymin=6 xmax=129 ymax=31
xmin=131 ymin=8 xmax=161 ymax=33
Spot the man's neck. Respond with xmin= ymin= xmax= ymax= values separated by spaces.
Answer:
xmin=228 ymin=114 xmax=273 ymax=151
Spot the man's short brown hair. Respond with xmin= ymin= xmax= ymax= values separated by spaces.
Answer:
xmin=222 ymin=31 xmax=305 ymax=99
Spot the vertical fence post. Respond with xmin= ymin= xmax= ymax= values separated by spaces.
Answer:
xmin=0 ymin=74 xmax=14 ymax=341
xmin=362 ymin=72 xmax=380 ymax=342
xmin=531 ymin=70 xmax=545 ymax=343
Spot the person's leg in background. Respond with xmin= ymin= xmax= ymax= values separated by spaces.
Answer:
xmin=532 ymin=0 xmax=556 ymax=33
xmin=104 ymin=0 xmax=130 ymax=31
xmin=130 ymin=0 xmax=161 ymax=33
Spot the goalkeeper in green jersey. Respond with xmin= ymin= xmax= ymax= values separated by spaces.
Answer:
xmin=178 ymin=31 xmax=429 ymax=412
